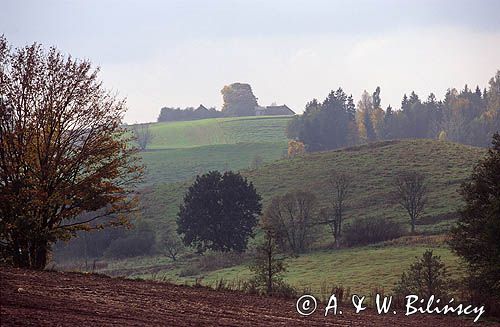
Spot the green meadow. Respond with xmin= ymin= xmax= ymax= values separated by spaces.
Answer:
xmin=99 ymin=117 xmax=487 ymax=297
xmin=137 ymin=116 xmax=291 ymax=184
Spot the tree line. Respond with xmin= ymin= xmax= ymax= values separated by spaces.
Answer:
xmin=157 ymin=105 xmax=222 ymax=122
xmin=157 ymin=83 xmax=260 ymax=122
xmin=288 ymin=73 xmax=500 ymax=151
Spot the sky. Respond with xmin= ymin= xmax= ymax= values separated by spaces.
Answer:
xmin=2 ymin=0 xmax=500 ymax=123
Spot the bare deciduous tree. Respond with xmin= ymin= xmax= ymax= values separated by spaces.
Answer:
xmin=132 ymin=123 xmax=153 ymax=151
xmin=262 ymin=190 xmax=317 ymax=254
xmin=160 ymin=229 xmax=184 ymax=261
xmin=321 ymin=171 xmax=352 ymax=247
xmin=0 ymin=37 xmax=143 ymax=269
xmin=394 ymin=171 xmax=427 ymax=233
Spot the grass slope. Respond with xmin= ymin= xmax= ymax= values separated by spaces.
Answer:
xmin=141 ymin=142 xmax=286 ymax=185
xmin=105 ymin=242 xmax=462 ymax=297
xmin=137 ymin=116 xmax=291 ymax=184
xmin=147 ymin=116 xmax=291 ymax=149
xmin=142 ymin=139 xmax=485 ymax=236
xmin=200 ymin=244 xmax=463 ymax=297
xmin=102 ymin=139 xmax=485 ymax=298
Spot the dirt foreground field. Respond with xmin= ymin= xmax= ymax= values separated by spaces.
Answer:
xmin=0 ymin=266 xmax=496 ymax=326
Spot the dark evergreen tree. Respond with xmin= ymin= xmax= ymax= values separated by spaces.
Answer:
xmin=475 ymin=85 xmax=482 ymax=99
xmin=347 ymin=95 xmax=356 ymax=120
xmin=373 ymin=86 xmax=381 ymax=109
xmin=394 ymin=250 xmax=449 ymax=300
xmin=449 ymin=133 xmax=500 ymax=299
xmin=401 ymin=94 xmax=409 ymax=111
xmin=286 ymin=88 xmax=356 ymax=151
xmin=381 ymin=105 xmax=395 ymax=139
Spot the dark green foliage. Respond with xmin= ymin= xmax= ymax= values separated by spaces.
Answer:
xmin=449 ymin=132 xmax=500 ymax=298
xmin=286 ymin=88 xmax=356 ymax=151
xmin=393 ymin=250 xmax=449 ymax=299
xmin=373 ymin=86 xmax=381 ymax=109
xmin=343 ymin=217 xmax=404 ymax=246
xmin=177 ymin=171 xmax=262 ymax=253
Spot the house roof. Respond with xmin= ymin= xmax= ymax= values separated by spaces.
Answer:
xmin=195 ymin=104 xmax=209 ymax=112
xmin=264 ymin=105 xmax=295 ymax=115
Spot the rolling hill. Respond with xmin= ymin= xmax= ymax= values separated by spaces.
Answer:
xmin=137 ymin=116 xmax=291 ymax=184
xmin=117 ymin=138 xmax=486 ymax=295
xmin=147 ymin=116 xmax=292 ymax=149
xmin=141 ymin=139 xmax=486 ymax=236
xmin=61 ymin=117 xmax=488 ymax=299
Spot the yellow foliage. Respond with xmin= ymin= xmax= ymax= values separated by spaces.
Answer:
xmin=288 ymin=140 xmax=305 ymax=158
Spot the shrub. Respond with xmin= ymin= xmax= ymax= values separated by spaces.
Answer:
xmin=178 ymin=265 xmax=201 ymax=277
xmin=196 ymin=251 xmax=247 ymax=272
xmin=393 ymin=250 xmax=450 ymax=300
xmin=343 ymin=217 xmax=404 ymax=246
xmin=269 ymin=281 xmax=298 ymax=298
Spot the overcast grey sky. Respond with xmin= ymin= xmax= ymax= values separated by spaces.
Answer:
xmin=2 ymin=0 xmax=500 ymax=123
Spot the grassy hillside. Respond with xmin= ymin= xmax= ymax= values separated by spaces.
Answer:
xmin=200 ymin=242 xmax=463 ymax=297
xmin=102 ymin=241 xmax=462 ymax=297
xmin=70 ymin=138 xmax=486 ymax=298
xmin=141 ymin=142 xmax=286 ymax=185
xmin=136 ymin=116 xmax=291 ymax=184
xmin=142 ymin=139 xmax=486 ymax=236
xmin=147 ymin=116 xmax=291 ymax=149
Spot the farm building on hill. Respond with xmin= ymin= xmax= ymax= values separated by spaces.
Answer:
xmin=193 ymin=105 xmax=212 ymax=119
xmin=255 ymin=105 xmax=295 ymax=116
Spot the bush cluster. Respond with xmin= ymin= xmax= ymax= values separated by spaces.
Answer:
xmin=343 ymin=217 xmax=404 ymax=246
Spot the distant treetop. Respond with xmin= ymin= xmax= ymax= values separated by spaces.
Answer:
xmin=157 ymin=82 xmax=295 ymax=122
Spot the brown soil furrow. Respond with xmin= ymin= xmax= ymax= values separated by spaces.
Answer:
xmin=1 ymin=266 xmax=496 ymax=326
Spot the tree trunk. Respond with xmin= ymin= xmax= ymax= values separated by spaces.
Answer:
xmin=11 ymin=237 xmax=30 ymax=268
xmin=29 ymin=239 xmax=48 ymax=269
xmin=267 ymin=238 xmax=273 ymax=295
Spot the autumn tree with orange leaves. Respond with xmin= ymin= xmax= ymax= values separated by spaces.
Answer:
xmin=0 ymin=36 xmax=143 ymax=269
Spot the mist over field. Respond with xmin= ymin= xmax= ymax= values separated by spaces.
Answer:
xmin=1 ymin=1 xmax=499 ymax=326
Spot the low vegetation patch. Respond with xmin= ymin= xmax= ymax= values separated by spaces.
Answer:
xmin=343 ymin=217 xmax=404 ymax=246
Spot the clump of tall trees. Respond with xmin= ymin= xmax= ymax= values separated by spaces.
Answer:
xmin=288 ymin=71 xmax=500 ymax=151
xmin=287 ymin=88 xmax=357 ymax=152
xmin=0 ymin=37 xmax=143 ymax=268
